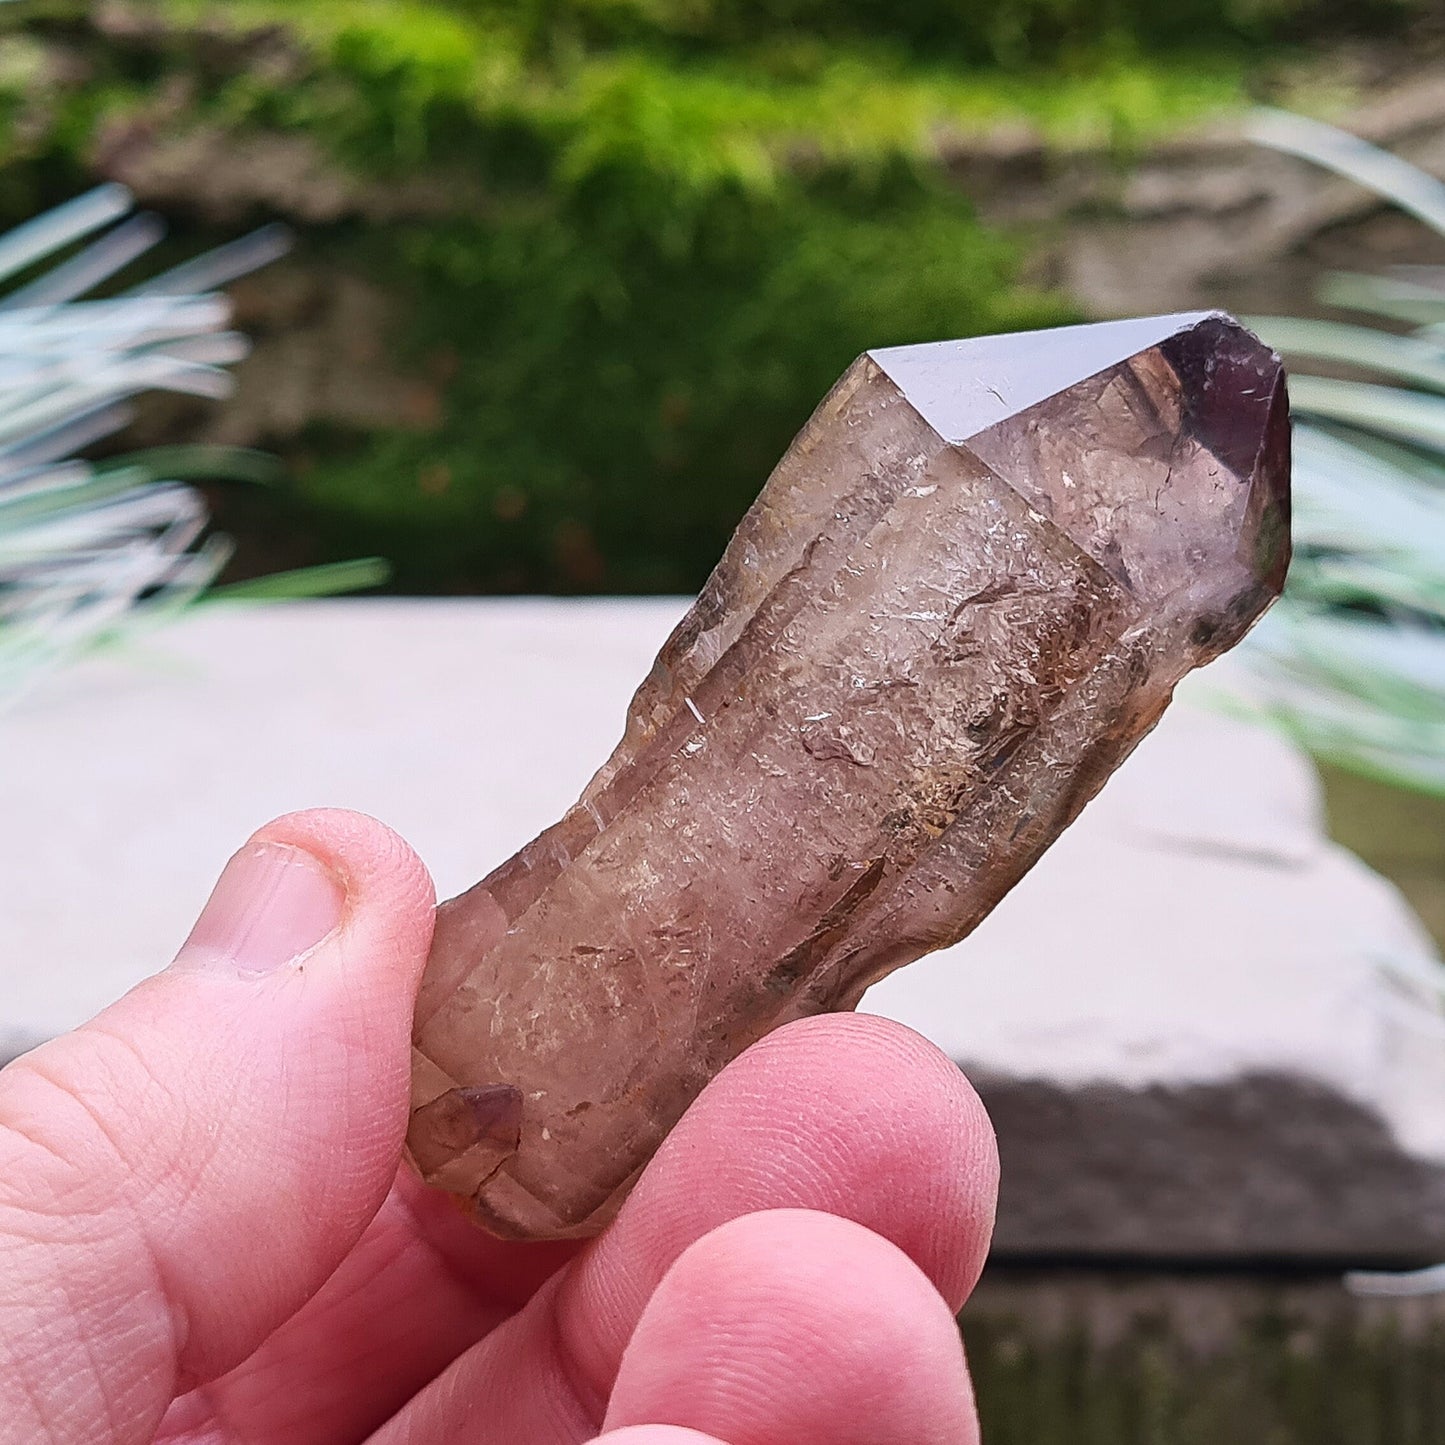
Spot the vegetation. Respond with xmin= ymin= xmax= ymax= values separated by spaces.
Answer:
xmin=0 ymin=184 xmax=383 ymax=706
xmin=1211 ymin=113 xmax=1445 ymax=799
xmin=0 ymin=0 xmax=1420 ymax=590
xmin=967 ymin=1287 xmax=1445 ymax=1445
xmin=162 ymin=0 xmax=1425 ymax=71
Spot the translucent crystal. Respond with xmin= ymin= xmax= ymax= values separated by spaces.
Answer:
xmin=408 ymin=311 xmax=1291 ymax=1240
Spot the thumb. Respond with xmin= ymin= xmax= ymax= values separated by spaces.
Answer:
xmin=0 ymin=809 xmax=435 ymax=1445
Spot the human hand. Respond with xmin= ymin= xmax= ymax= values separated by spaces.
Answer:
xmin=0 ymin=810 xmax=998 ymax=1445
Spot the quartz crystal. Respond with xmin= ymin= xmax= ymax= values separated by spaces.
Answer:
xmin=409 ymin=311 xmax=1291 ymax=1240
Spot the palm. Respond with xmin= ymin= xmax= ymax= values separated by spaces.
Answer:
xmin=157 ymin=1169 xmax=577 ymax=1441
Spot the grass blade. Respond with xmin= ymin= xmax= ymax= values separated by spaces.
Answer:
xmin=1249 ymin=110 xmax=1445 ymax=238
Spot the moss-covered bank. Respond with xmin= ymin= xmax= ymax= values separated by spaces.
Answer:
xmin=0 ymin=0 xmax=1425 ymax=589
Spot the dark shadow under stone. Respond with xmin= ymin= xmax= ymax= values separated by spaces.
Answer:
xmin=977 ymin=1069 xmax=1445 ymax=1268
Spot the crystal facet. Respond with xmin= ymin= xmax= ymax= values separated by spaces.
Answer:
xmin=408 ymin=311 xmax=1291 ymax=1240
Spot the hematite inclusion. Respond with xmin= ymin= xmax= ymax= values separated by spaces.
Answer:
xmin=408 ymin=311 xmax=1291 ymax=1240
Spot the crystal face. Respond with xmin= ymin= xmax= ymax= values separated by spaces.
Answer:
xmin=408 ymin=311 xmax=1291 ymax=1240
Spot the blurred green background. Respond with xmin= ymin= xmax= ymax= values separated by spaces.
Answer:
xmin=0 ymin=0 xmax=1429 ymax=593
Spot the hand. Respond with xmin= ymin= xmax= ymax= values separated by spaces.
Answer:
xmin=0 ymin=810 xmax=998 ymax=1445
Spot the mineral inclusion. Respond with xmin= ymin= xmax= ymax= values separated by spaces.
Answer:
xmin=408 ymin=311 xmax=1292 ymax=1239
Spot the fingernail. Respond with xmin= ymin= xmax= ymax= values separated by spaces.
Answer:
xmin=177 ymin=841 xmax=345 ymax=975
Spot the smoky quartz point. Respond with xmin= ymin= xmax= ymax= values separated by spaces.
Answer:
xmin=409 ymin=311 xmax=1291 ymax=1240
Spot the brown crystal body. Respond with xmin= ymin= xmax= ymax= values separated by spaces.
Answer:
xmin=408 ymin=312 xmax=1291 ymax=1240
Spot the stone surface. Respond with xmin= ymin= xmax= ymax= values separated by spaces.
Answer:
xmin=2 ymin=599 xmax=1443 ymax=1260
xmin=409 ymin=313 xmax=1291 ymax=1239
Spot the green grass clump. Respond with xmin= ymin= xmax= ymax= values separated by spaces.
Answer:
xmin=0 ymin=185 xmax=385 ymax=706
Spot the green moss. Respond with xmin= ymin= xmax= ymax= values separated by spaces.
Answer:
xmin=106 ymin=1 xmax=1108 ymax=588
xmin=164 ymin=0 xmax=1426 ymax=69
xmin=167 ymin=0 xmax=1254 ymax=177
xmin=297 ymin=189 xmax=1070 ymax=591
xmin=498 ymin=0 xmax=1424 ymax=61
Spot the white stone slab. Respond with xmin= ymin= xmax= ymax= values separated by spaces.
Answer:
xmin=3 ymin=599 xmax=1443 ymax=1259
xmin=1 ymin=599 xmax=682 ymax=1038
